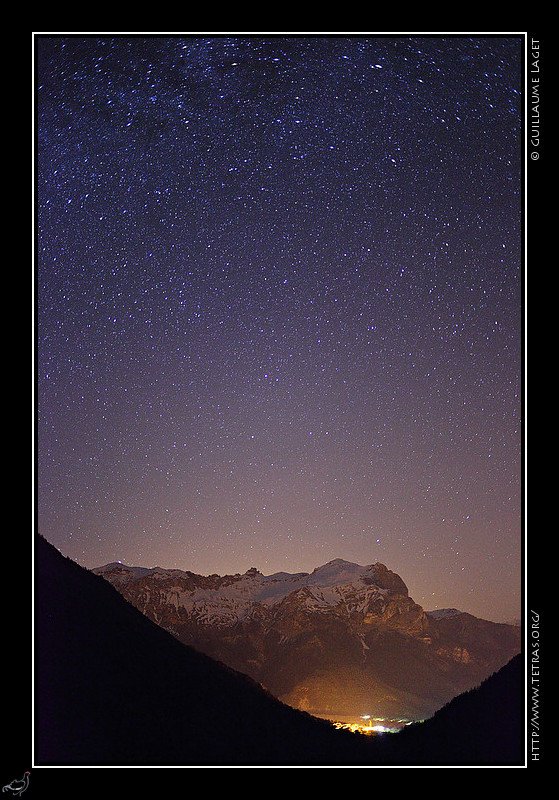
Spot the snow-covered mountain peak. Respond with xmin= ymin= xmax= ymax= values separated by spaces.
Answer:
xmin=94 ymin=562 xmax=152 ymax=585
xmin=427 ymin=608 xmax=462 ymax=619
xmin=93 ymin=555 xmax=413 ymax=626
xmin=308 ymin=558 xmax=370 ymax=588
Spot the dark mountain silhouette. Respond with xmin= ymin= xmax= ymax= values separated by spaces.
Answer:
xmin=35 ymin=535 xmax=525 ymax=766
xmin=377 ymin=653 xmax=525 ymax=765
xmin=35 ymin=535 xmax=376 ymax=766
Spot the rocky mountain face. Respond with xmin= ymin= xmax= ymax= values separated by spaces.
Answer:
xmin=93 ymin=557 xmax=521 ymax=721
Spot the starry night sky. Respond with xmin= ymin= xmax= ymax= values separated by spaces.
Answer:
xmin=35 ymin=35 xmax=524 ymax=623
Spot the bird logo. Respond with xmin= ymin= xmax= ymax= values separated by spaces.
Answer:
xmin=2 ymin=772 xmax=30 ymax=797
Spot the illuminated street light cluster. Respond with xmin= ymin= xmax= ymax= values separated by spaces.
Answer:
xmin=332 ymin=715 xmax=407 ymax=735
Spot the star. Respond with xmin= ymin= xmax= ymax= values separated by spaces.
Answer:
xmin=36 ymin=33 xmax=523 ymax=623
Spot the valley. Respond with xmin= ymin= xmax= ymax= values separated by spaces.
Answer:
xmin=35 ymin=535 xmax=525 ymax=766
xmin=93 ymin=556 xmax=521 ymax=723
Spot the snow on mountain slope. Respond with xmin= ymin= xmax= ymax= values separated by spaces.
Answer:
xmin=93 ymin=558 xmax=404 ymax=626
xmin=426 ymin=608 xmax=462 ymax=620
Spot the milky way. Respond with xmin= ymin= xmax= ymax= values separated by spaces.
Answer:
xmin=35 ymin=35 xmax=524 ymax=622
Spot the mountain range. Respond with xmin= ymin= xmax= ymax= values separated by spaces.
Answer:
xmin=35 ymin=535 xmax=524 ymax=767
xmin=92 ymin=555 xmax=521 ymax=722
